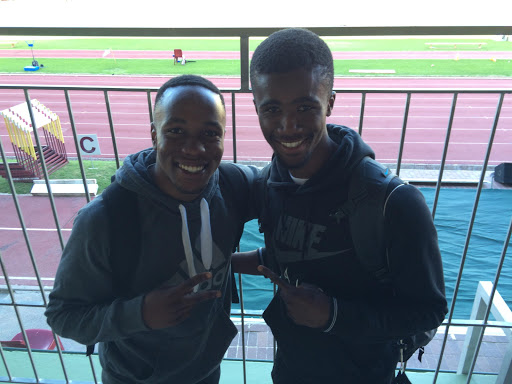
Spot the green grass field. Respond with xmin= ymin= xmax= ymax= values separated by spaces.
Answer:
xmin=2 ymin=37 xmax=512 ymax=51
xmin=0 ymin=58 xmax=241 ymax=76
xmin=0 ymin=37 xmax=511 ymax=77
xmin=0 ymin=58 xmax=510 ymax=77
xmin=0 ymin=159 xmax=119 ymax=194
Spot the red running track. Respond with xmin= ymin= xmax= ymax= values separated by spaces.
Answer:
xmin=1 ymin=74 xmax=511 ymax=166
xmin=2 ymin=49 xmax=512 ymax=60
xmin=1 ymin=73 xmax=512 ymax=287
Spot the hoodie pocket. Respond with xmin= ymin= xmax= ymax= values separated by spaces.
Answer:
xmin=102 ymin=339 xmax=158 ymax=382
xmin=155 ymin=308 xmax=237 ymax=383
xmin=263 ymin=295 xmax=356 ymax=380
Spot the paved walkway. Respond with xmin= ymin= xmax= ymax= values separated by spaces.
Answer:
xmin=227 ymin=318 xmax=511 ymax=374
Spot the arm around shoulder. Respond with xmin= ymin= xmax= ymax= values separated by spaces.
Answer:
xmin=231 ymin=248 xmax=263 ymax=275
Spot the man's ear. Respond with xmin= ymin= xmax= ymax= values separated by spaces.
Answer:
xmin=326 ymin=91 xmax=336 ymax=117
xmin=150 ymin=122 xmax=157 ymax=149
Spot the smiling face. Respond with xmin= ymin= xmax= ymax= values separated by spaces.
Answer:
xmin=151 ymin=85 xmax=226 ymax=201
xmin=252 ymin=67 xmax=336 ymax=179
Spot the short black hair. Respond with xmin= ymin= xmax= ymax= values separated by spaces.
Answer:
xmin=250 ymin=28 xmax=334 ymax=91
xmin=154 ymin=75 xmax=225 ymax=111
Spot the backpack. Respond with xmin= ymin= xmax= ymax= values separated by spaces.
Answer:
xmin=85 ymin=162 xmax=249 ymax=356
xmin=257 ymin=156 xmax=436 ymax=364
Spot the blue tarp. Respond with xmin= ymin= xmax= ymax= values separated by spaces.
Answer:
xmin=233 ymin=188 xmax=512 ymax=319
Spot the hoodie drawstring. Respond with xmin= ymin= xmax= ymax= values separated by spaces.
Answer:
xmin=200 ymin=199 xmax=212 ymax=270
xmin=178 ymin=199 xmax=213 ymax=292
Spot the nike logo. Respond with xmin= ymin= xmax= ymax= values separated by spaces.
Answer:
xmin=274 ymin=248 xmax=354 ymax=263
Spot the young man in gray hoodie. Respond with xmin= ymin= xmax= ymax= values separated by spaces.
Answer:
xmin=45 ymin=75 xmax=258 ymax=384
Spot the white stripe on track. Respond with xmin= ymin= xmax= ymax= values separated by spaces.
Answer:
xmin=0 ymin=227 xmax=72 ymax=231
xmin=0 ymin=276 xmax=55 ymax=281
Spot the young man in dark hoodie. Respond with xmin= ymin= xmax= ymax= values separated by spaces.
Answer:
xmin=45 ymin=75 xmax=258 ymax=384
xmin=232 ymin=28 xmax=448 ymax=383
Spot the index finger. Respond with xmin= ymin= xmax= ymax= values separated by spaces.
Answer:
xmin=257 ymin=265 xmax=292 ymax=291
xmin=178 ymin=272 xmax=213 ymax=293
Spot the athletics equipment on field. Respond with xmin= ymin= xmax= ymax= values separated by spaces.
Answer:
xmin=0 ymin=99 xmax=68 ymax=180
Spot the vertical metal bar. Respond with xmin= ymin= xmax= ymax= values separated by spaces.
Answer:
xmin=238 ymin=274 xmax=247 ymax=384
xmin=0 ymin=297 xmax=14 ymax=381
xmin=0 ymin=250 xmax=40 ymax=382
xmin=433 ymin=92 xmax=504 ymax=383
xmin=273 ymin=282 xmax=277 ymax=360
xmin=147 ymin=90 xmax=154 ymax=124
xmin=104 ymin=90 xmax=121 ymax=170
xmin=466 ymin=213 xmax=512 ymax=383
xmin=64 ymin=90 xmax=91 ymax=204
xmin=432 ymin=93 xmax=458 ymax=219
xmin=240 ymin=35 xmax=250 ymax=92
xmin=26 ymin=89 xmax=71 ymax=381
xmin=24 ymin=89 xmax=65 ymax=250
xmin=65 ymin=89 xmax=101 ymax=384
xmin=0 ymin=114 xmax=48 ymax=307
xmin=231 ymin=93 xmax=237 ymax=163
xmin=0 ymin=346 xmax=13 ymax=382
xmin=87 ymin=355 xmax=100 ymax=384
xmin=395 ymin=93 xmax=411 ymax=176
xmin=50 ymin=327 xmax=71 ymax=383
xmin=358 ymin=92 xmax=366 ymax=136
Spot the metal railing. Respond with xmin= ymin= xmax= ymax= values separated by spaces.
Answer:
xmin=1 ymin=25 xmax=512 ymax=384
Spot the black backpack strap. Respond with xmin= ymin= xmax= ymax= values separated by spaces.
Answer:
xmin=330 ymin=157 xmax=403 ymax=283
xmin=86 ymin=181 xmax=140 ymax=356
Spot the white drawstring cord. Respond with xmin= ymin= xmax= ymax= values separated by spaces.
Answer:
xmin=179 ymin=200 xmax=213 ymax=292
xmin=200 ymin=198 xmax=212 ymax=270
xmin=179 ymin=204 xmax=198 ymax=292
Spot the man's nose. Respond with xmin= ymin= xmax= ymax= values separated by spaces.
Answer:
xmin=182 ymin=136 xmax=205 ymax=154
xmin=279 ymin=111 xmax=300 ymax=133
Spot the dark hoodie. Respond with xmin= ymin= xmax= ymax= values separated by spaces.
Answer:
xmin=45 ymin=149 xmax=259 ymax=384
xmin=260 ymin=125 xmax=447 ymax=384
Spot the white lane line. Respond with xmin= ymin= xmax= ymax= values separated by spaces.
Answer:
xmin=0 ymin=227 xmax=72 ymax=231
xmin=0 ymin=276 xmax=55 ymax=281
xmin=43 ymin=115 xmax=511 ymax=121
xmin=0 ymin=137 xmax=509 ymax=146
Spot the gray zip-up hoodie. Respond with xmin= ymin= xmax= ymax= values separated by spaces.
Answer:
xmin=45 ymin=149 xmax=258 ymax=383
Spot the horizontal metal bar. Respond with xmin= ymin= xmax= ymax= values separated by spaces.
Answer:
xmin=0 ymin=84 xmax=511 ymax=95
xmin=1 ymin=299 xmax=510 ymax=327
xmin=0 ymin=301 xmax=47 ymax=308
xmin=1 ymin=26 xmax=512 ymax=37
xmin=444 ymin=319 xmax=512 ymax=328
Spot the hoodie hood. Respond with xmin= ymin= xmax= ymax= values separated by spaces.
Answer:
xmin=114 ymin=148 xmax=216 ymax=277
xmin=269 ymin=124 xmax=374 ymax=193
